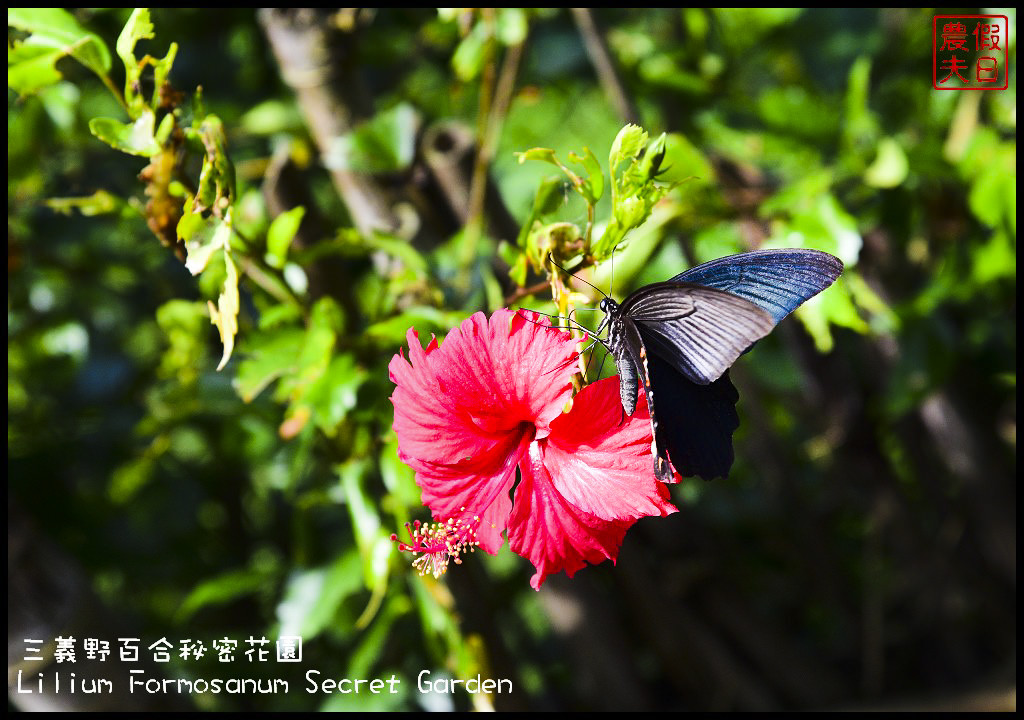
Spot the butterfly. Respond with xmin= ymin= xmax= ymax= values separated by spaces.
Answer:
xmin=594 ymin=248 xmax=844 ymax=483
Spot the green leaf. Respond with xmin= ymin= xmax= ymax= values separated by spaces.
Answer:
xmin=515 ymin=176 xmax=568 ymax=248
xmin=571 ymin=146 xmax=604 ymax=204
xmin=837 ymin=273 xmax=888 ymax=334
xmin=273 ymin=298 xmax=362 ymax=436
xmin=154 ymin=110 xmax=175 ymax=146
xmin=614 ymin=195 xmax=645 ymax=229
xmin=239 ymin=99 xmax=305 ymax=136
xmin=331 ymin=231 xmax=427 ymax=274
xmin=337 ymin=459 xmax=388 ymax=590
xmin=7 ymin=42 xmax=64 ymax=95
xmin=108 ymin=458 xmax=153 ymax=505
xmin=302 ymin=354 xmax=367 ymax=434
xmin=234 ymin=326 xmax=305 ymax=402
xmin=495 ymin=7 xmax=528 ymax=45
xmin=509 ymin=253 xmax=528 ymax=287
xmin=864 ymin=137 xmax=908 ymax=188
xmin=149 ymin=41 xmax=177 ymax=109
xmin=266 ymin=206 xmax=306 ymax=269
xmin=190 ymin=115 xmax=236 ymax=213
xmin=660 ymin=131 xmax=714 ymax=183
xmin=639 ymin=132 xmax=667 ymax=180
xmin=115 ymin=7 xmax=154 ymax=115
xmin=532 ymin=175 xmax=567 ymax=216
xmin=115 ymin=7 xmax=154 ymax=67
xmin=88 ymin=112 xmax=162 ymax=157
xmin=154 ymin=299 xmax=209 ymax=386
xmin=609 ymin=123 xmax=647 ymax=177
xmin=379 ymin=439 xmax=421 ymax=515
xmin=325 ymin=103 xmax=419 ymax=174
xmin=177 ymin=568 xmax=267 ymax=623
xmin=451 ymin=20 xmax=489 ymax=82
xmin=970 ymin=229 xmax=1016 ymax=285
xmin=364 ymin=308 xmax=465 ymax=346
xmin=526 ymin=221 xmax=580 ymax=270
xmin=276 ymin=552 xmax=365 ymax=640
xmin=8 ymin=7 xmax=112 ymax=92
xmin=843 ymin=56 xmax=878 ymax=149
xmin=592 ymin=197 xmax=686 ymax=291
xmin=515 ymin=147 xmax=558 ymax=166
xmin=183 ymin=214 xmax=231 ymax=276
xmin=208 ymin=250 xmax=240 ymax=371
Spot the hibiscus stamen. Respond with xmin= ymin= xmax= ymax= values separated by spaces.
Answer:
xmin=391 ymin=510 xmax=480 ymax=578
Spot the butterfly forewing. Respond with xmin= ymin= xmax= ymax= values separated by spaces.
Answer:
xmin=672 ymin=248 xmax=844 ymax=323
xmin=621 ymin=284 xmax=775 ymax=386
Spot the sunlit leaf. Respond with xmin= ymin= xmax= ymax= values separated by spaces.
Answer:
xmin=276 ymin=552 xmax=364 ymax=640
xmin=608 ymin=123 xmax=647 ymax=177
xmin=864 ymin=137 xmax=909 ymax=188
xmin=266 ymin=206 xmax=305 ymax=269
xmin=451 ymin=20 xmax=489 ymax=81
xmin=183 ymin=215 xmax=231 ymax=276
xmin=7 ymin=42 xmax=65 ymax=95
xmin=234 ymin=326 xmax=305 ymax=402
xmin=208 ymin=251 xmax=240 ymax=371
xmin=88 ymin=112 xmax=162 ymax=156
xmin=337 ymin=459 xmax=389 ymax=591
xmin=325 ymin=103 xmax=419 ymax=174
xmin=8 ymin=7 xmax=112 ymax=92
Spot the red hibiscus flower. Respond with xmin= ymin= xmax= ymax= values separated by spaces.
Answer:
xmin=388 ymin=308 xmax=676 ymax=589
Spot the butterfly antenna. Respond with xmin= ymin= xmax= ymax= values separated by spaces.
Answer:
xmin=515 ymin=307 xmax=592 ymax=336
xmin=594 ymin=348 xmax=610 ymax=378
xmin=609 ymin=247 xmax=615 ymax=299
xmin=580 ymin=339 xmax=600 ymax=380
xmin=546 ymin=253 xmax=608 ymax=299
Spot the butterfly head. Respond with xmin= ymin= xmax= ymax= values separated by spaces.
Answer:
xmin=599 ymin=297 xmax=618 ymax=315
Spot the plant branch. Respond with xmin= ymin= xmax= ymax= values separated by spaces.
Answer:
xmin=571 ymin=8 xmax=639 ymax=124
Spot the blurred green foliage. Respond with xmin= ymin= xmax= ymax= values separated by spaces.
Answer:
xmin=8 ymin=7 xmax=1015 ymax=711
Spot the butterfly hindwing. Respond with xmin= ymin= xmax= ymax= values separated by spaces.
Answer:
xmin=647 ymin=356 xmax=740 ymax=481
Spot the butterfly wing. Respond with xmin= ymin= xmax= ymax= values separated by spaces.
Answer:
xmin=621 ymin=284 xmax=775 ymax=386
xmin=646 ymin=357 xmax=739 ymax=481
xmin=671 ymin=248 xmax=844 ymax=323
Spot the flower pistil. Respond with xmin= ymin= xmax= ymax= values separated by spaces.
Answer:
xmin=392 ymin=509 xmax=481 ymax=579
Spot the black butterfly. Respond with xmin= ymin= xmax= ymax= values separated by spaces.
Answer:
xmin=595 ymin=248 xmax=844 ymax=482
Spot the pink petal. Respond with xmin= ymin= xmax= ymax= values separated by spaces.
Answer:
xmin=545 ymin=377 xmax=678 ymax=520
xmin=506 ymin=378 xmax=677 ymax=589
xmin=509 ymin=441 xmax=635 ymax=590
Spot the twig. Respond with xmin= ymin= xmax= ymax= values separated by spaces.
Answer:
xmin=504 ymin=279 xmax=551 ymax=306
xmin=571 ymin=8 xmax=639 ymax=124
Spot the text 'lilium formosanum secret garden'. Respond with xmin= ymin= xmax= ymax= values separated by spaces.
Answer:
xmin=389 ymin=309 xmax=677 ymax=589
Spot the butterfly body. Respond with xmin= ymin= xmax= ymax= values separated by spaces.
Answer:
xmin=597 ymin=249 xmax=843 ymax=482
